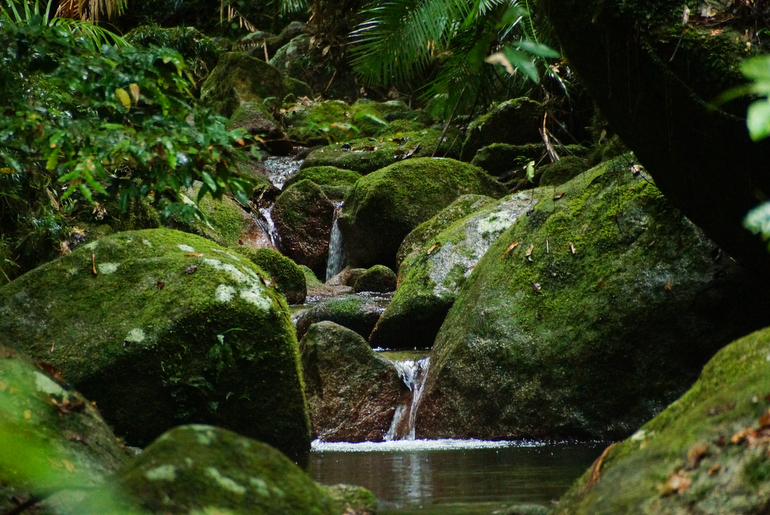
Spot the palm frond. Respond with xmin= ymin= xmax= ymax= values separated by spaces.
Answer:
xmin=350 ymin=0 xmax=472 ymax=85
xmin=55 ymin=0 xmax=126 ymax=21
xmin=51 ymin=16 xmax=129 ymax=47
xmin=279 ymin=0 xmax=308 ymax=14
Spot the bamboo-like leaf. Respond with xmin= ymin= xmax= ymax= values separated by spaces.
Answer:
xmin=115 ymin=88 xmax=131 ymax=110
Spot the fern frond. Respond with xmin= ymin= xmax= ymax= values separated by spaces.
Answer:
xmin=51 ymin=16 xmax=130 ymax=48
xmin=350 ymin=0 xmax=472 ymax=85
xmin=279 ymin=0 xmax=308 ymax=14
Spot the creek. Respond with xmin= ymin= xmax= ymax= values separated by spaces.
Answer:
xmin=264 ymin=153 xmax=603 ymax=513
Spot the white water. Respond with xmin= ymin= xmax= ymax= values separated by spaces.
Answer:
xmin=257 ymin=205 xmax=280 ymax=245
xmin=311 ymin=438 xmax=541 ymax=452
xmin=325 ymin=201 xmax=346 ymax=281
xmin=262 ymin=156 xmax=302 ymax=190
xmin=385 ymin=357 xmax=430 ymax=441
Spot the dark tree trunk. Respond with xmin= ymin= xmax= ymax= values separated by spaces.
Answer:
xmin=540 ymin=0 xmax=770 ymax=276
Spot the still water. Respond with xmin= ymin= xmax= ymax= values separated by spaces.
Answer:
xmin=309 ymin=439 xmax=604 ymax=513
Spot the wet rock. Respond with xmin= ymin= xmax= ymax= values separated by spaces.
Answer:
xmin=354 ymin=265 xmax=397 ymax=293
xmin=461 ymin=98 xmax=544 ymax=162
xmin=283 ymin=166 xmax=362 ymax=191
xmin=338 ymin=157 xmax=508 ymax=270
xmin=300 ymin=322 xmax=402 ymax=442
xmin=295 ymin=295 xmax=384 ymax=341
xmin=538 ymin=156 xmax=590 ymax=187
xmin=272 ymin=179 xmax=335 ymax=278
xmin=370 ymin=191 xmax=536 ymax=350
xmin=0 ymin=347 xmax=128 ymax=513
xmin=201 ymin=52 xmax=311 ymax=117
xmin=229 ymin=101 xmax=292 ymax=156
xmin=0 ymin=229 xmax=311 ymax=463
xmin=301 ymin=128 xmax=462 ymax=174
xmin=323 ymin=484 xmax=378 ymax=515
xmin=418 ymin=156 xmax=770 ymax=441
xmin=553 ymin=326 xmax=770 ymax=514
xmin=235 ymin=247 xmax=307 ymax=304
xmin=105 ymin=425 xmax=336 ymax=514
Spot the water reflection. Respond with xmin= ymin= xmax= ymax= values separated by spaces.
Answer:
xmin=308 ymin=440 xmax=603 ymax=510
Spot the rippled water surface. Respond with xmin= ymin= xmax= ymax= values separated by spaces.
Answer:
xmin=309 ymin=439 xmax=604 ymax=512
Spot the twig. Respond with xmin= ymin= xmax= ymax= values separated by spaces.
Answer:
xmin=433 ymin=84 xmax=468 ymax=157
xmin=91 ymin=251 xmax=97 ymax=275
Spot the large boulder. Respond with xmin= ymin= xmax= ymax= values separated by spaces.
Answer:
xmin=272 ymin=179 xmax=335 ymax=278
xmin=235 ymin=247 xmax=307 ymax=304
xmin=370 ymin=191 xmax=536 ymax=350
xmin=354 ymin=265 xmax=397 ymax=293
xmin=301 ymin=128 xmax=462 ymax=175
xmin=229 ymin=101 xmax=291 ymax=155
xmin=460 ymin=98 xmax=544 ymax=162
xmin=283 ymin=166 xmax=362 ymax=191
xmin=300 ymin=322 xmax=403 ymax=441
xmin=338 ymin=157 xmax=508 ymax=270
xmin=0 ymin=347 xmax=128 ymax=513
xmin=295 ymin=295 xmax=384 ymax=341
xmin=107 ymin=425 xmax=337 ymax=515
xmin=554 ymin=325 xmax=770 ymax=514
xmin=417 ymin=157 xmax=770 ymax=441
xmin=0 ymin=229 xmax=311 ymax=464
xmin=200 ymin=52 xmax=311 ymax=117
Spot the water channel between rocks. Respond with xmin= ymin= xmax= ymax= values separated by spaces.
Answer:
xmin=268 ymin=154 xmax=604 ymax=513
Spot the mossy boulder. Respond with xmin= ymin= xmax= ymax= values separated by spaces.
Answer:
xmin=370 ymin=191 xmax=536 ymax=350
xmin=300 ymin=322 xmax=402 ymax=441
xmin=295 ymin=295 xmax=384 ymax=341
xmin=354 ymin=265 xmax=397 ymax=293
xmin=323 ymin=484 xmax=377 ymax=515
xmin=553 ymin=325 xmax=770 ymax=514
xmin=461 ymin=98 xmax=544 ymax=162
xmin=235 ymin=247 xmax=307 ymax=304
xmin=110 ymin=425 xmax=336 ymax=515
xmin=272 ymin=180 xmax=335 ymax=278
xmin=300 ymin=264 xmax=324 ymax=290
xmin=283 ymin=166 xmax=362 ymax=191
xmin=301 ymin=128 xmax=463 ymax=175
xmin=417 ymin=157 xmax=770 ymax=441
xmin=470 ymin=143 xmax=546 ymax=176
xmin=0 ymin=347 xmax=128 ymax=513
xmin=338 ymin=157 xmax=508 ymax=270
xmin=201 ymin=52 xmax=311 ymax=117
xmin=229 ymin=101 xmax=291 ymax=155
xmin=0 ymin=229 xmax=311 ymax=463
xmin=538 ymin=156 xmax=590 ymax=187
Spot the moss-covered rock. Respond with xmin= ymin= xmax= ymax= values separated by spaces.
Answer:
xmin=553 ymin=325 xmax=770 ymax=514
xmin=538 ymin=156 xmax=590 ymax=187
xmin=283 ymin=166 xmax=362 ymax=191
xmin=370 ymin=191 xmax=536 ymax=350
xmin=235 ymin=247 xmax=307 ymax=304
xmin=323 ymin=484 xmax=378 ymax=515
xmin=470 ymin=143 xmax=546 ymax=176
xmin=338 ymin=158 xmax=508 ymax=270
xmin=354 ymin=265 xmax=397 ymax=293
xmin=272 ymin=180 xmax=335 ymax=278
xmin=300 ymin=264 xmax=324 ymax=290
xmin=461 ymin=98 xmax=544 ymax=162
xmin=301 ymin=128 xmax=463 ymax=175
xmin=229 ymin=101 xmax=291 ymax=156
xmin=295 ymin=295 xmax=383 ymax=341
xmin=201 ymin=52 xmax=311 ymax=117
xmin=0 ymin=347 xmax=128 ymax=513
xmin=300 ymin=322 xmax=402 ymax=441
xmin=111 ymin=425 xmax=336 ymax=515
xmin=417 ymin=157 xmax=770 ymax=441
xmin=0 ymin=229 xmax=311 ymax=463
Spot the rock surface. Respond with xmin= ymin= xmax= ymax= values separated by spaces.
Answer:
xmin=338 ymin=157 xmax=508 ymax=270
xmin=461 ymin=98 xmax=544 ymax=161
xmin=295 ymin=295 xmax=384 ymax=341
xmin=300 ymin=322 xmax=402 ymax=441
xmin=354 ymin=265 xmax=397 ymax=293
xmin=370 ymin=191 xmax=536 ymax=350
xmin=272 ymin=179 xmax=335 ymax=278
xmin=0 ymin=347 xmax=128 ymax=513
xmin=0 ymin=229 xmax=311 ymax=463
xmin=235 ymin=247 xmax=307 ymax=304
xmin=554 ymin=325 xmax=770 ymax=514
xmin=417 ymin=157 xmax=770 ymax=441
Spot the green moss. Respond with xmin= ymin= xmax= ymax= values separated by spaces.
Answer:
xmin=538 ymin=156 xmax=590 ymax=186
xmin=0 ymin=229 xmax=311 ymax=463
xmin=470 ymin=143 xmax=545 ymax=176
xmin=354 ymin=264 xmax=397 ymax=293
xmin=235 ymin=247 xmax=307 ymax=304
xmin=323 ymin=484 xmax=378 ymax=515
xmin=283 ymin=166 xmax=362 ymax=191
xmin=461 ymin=98 xmax=544 ymax=161
xmin=166 ymin=186 xmax=252 ymax=248
xmin=295 ymin=295 xmax=383 ymax=340
xmin=299 ymin=264 xmax=324 ymax=289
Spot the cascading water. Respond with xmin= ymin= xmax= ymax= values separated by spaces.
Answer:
xmin=262 ymin=156 xmax=301 ymax=190
xmin=385 ymin=357 xmax=430 ymax=441
xmin=325 ymin=201 xmax=346 ymax=281
xmin=254 ymin=205 xmax=280 ymax=246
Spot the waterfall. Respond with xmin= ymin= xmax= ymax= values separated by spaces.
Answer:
xmin=249 ymin=206 xmax=281 ymax=247
xmin=262 ymin=156 xmax=301 ymax=190
xmin=385 ymin=357 xmax=430 ymax=441
xmin=325 ymin=201 xmax=346 ymax=281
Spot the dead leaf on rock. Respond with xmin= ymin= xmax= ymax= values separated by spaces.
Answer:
xmin=661 ymin=471 xmax=692 ymax=496
xmin=531 ymin=282 xmax=541 ymax=293
xmin=553 ymin=192 xmax=565 ymax=200
xmin=157 ymin=281 xmax=165 ymax=290
xmin=685 ymin=443 xmax=709 ymax=470
xmin=501 ymin=241 xmax=519 ymax=259
xmin=708 ymin=464 xmax=721 ymax=475
xmin=185 ymin=265 xmax=198 ymax=275
xmin=51 ymin=397 xmax=85 ymax=416
xmin=586 ymin=443 xmax=615 ymax=490
xmin=35 ymin=361 xmax=65 ymax=383
xmin=185 ymin=253 xmax=204 ymax=257
xmin=732 ymin=427 xmax=757 ymax=444
xmin=758 ymin=410 xmax=770 ymax=429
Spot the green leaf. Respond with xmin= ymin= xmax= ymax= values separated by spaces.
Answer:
xmin=45 ymin=149 xmax=60 ymax=170
xmin=502 ymin=47 xmax=539 ymax=83
xmin=526 ymin=160 xmax=536 ymax=182
xmin=747 ymin=99 xmax=770 ymax=141
xmin=741 ymin=55 xmax=770 ymax=82
xmin=514 ymin=40 xmax=560 ymax=59
xmin=201 ymin=170 xmax=217 ymax=192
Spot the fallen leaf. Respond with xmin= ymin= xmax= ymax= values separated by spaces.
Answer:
xmin=61 ymin=459 xmax=75 ymax=473
xmin=586 ymin=443 xmax=615 ymax=490
xmin=664 ymin=281 xmax=674 ymax=292
xmin=707 ymin=402 xmax=735 ymax=416
xmin=759 ymin=411 xmax=770 ymax=429
xmin=157 ymin=281 xmax=165 ymax=290
xmin=732 ymin=427 xmax=757 ymax=444
xmin=569 ymin=242 xmax=576 ymax=254
xmin=525 ymin=244 xmax=534 ymax=261
xmin=35 ymin=362 xmax=65 ymax=383
xmin=91 ymin=251 xmax=97 ymax=275
xmin=185 ymin=253 xmax=204 ymax=257
xmin=553 ymin=192 xmax=565 ymax=200
xmin=51 ymin=398 xmax=85 ymax=416
xmin=129 ymin=83 xmax=140 ymax=103
xmin=661 ymin=471 xmax=692 ymax=496
xmin=685 ymin=443 xmax=709 ymax=470
xmin=708 ymin=464 xmax=721 ymax=475
xmin=115 ymin=88 xmax=131 ymax=110
xmin=501 ymin=241 xmax=519 ymax=259
xmin=427 ymin=242 xmax=442 ymax=255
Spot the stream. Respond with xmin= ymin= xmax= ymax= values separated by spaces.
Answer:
xmin=266 ymin=154 xmax=604 ymax=513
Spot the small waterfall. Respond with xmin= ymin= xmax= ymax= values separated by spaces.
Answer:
xmin=385 ymin=357 xmax=430 ymax=441
xmin=249 ymin=205 xmax=281 ymax=247
xmin=263 ymin=156 xmax=301 ymax=190
xmin=325 ymin=201 xmax=346 ymax=281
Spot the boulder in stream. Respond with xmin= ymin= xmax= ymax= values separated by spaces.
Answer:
xmin=338 ymin=157 xmax=508 ymax=270
xmin=370 ymin=191 xmax=536 ymax=350
xmin=0 ymin=229 xmax=311 ymax=464
xmin=295 ymin=294 xmax=384 ymax=341
xmin=354 ymin=265 xmax=397 ymax=293
xmin=300 ymin=322 xmax=403 ymax=441
xmin=272 ymin=179 xmax=335 ymax=278
xmin=553 ymin=325 xmax=770 ymax=514
xmin=417 ymin=156 xmax=770 ymax=441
